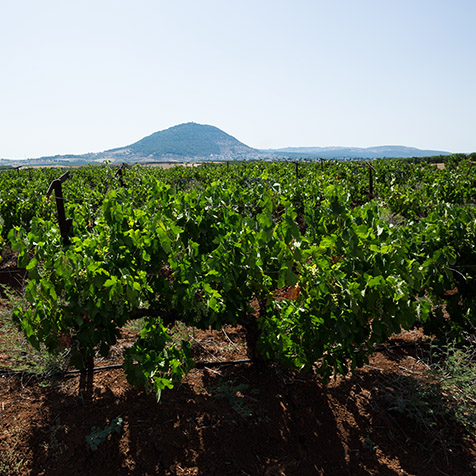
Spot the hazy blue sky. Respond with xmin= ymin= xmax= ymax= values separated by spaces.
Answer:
xmin=1 ymin=0 xmax=475 ymax=158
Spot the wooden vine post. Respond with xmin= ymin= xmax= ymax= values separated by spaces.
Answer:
xmin=46 ymin=171 xmax=73 ymax=245
xmin=293 ymin=161 xmax=299 ymax=182
xmin=465 ymin=161 xmax=476 ymax=179
xmin=367 ymin=161 xmax=374 ymax=200
xmin=115 ymin=163 xmax=126 ymax=187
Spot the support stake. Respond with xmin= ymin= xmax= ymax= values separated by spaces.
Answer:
xmin=465 ymin=161 xmax=476 ymax=179
xmin=293 ymin=161 xmax=299 ymax=181
xmin=367 ymin=161 xmax=374 ymax=200
xmin=46 ymin=172 xmax=72 ymax=245
xmin=115 ymin=163 xmax=125 ymax=187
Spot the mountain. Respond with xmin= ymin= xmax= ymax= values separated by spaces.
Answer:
xmin=1 ymin=123 xmax=453 ymax=166
xmin=265 ymin=145 xmax=452 ymax=160
xmin=97 ymin=122 xmax=258 ymax=162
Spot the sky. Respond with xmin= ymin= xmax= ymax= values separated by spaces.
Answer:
xmin=1 ymin=0 xmax=476 ymax=159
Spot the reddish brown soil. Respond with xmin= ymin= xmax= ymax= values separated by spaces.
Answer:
xmin=1 ymin=323 xmax=476 ymax=476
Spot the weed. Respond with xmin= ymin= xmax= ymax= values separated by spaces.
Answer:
xmin=0 ymin=419 xmax=28 ymax=475
xmin=0 ymin=288 xmax=68 ymax=378
xmin=124 ymin=317 xmax=145 ymax=333
xmin=171 ymin=321 xmax=192 ymax=343
xmin=384 ymin=343 xmax=476 ymax=458
xmin=0 ymin=291 xmax=35 ymax=371
xmin=363 ymin=436 xmax=377 ymax=452
xmin=37 ymin=351 xmax=70 ymax=386
xmin=433 ymin=344 xmax=476 ymax=434
xmin=41 ymin=417 xmax=69 ymax=461
xmin=207 ymin=379 xmax=259 ymax=419
xmin=85 ymin=416 xmax=123 ymax=451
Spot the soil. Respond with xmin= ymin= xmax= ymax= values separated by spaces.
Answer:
xmin=1 ymin=320 xmax=476 ymax=476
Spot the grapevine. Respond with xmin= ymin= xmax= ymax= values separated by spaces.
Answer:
xmin=4 ymin=155 xmax=476 ymax=398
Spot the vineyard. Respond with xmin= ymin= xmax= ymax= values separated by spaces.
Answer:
xmin=2 ymin=156 xmax=476 ymax=475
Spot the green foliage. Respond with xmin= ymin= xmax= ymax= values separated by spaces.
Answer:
xmin=5 ymin=158 xmax=476 ymax=399
xmin=85 ymin=416 xmax=123 ymax=451
xmin=207 ymin=380 xmax=258 ymax=418
xmin=123 ymin=319 xmax=194 ymax=402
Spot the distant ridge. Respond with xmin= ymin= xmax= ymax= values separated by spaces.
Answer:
xmin=265 ymin=145 xmax=451 ymax=160
xmin=0 ymin=123 xmax=453 ymax=165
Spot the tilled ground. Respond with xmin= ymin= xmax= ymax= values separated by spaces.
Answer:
xmin=1 ymin=324 xmax=476 ymax=476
